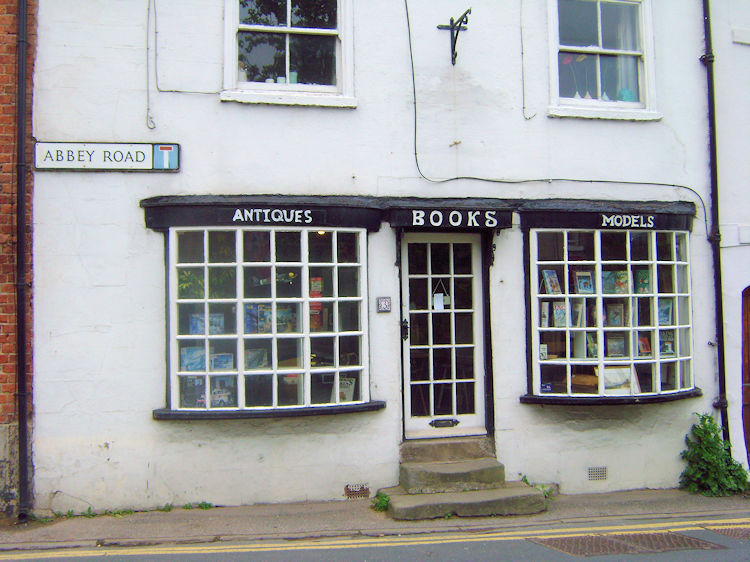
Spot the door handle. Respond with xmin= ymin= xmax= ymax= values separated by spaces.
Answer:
xmin=401 ymin=318 xmax=409 ymax=341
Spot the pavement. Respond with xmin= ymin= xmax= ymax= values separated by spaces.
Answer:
xmin=0 ymin=489 xmax=749 ymax=552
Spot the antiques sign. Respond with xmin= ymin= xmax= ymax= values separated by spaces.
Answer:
xmin=35 ymin=142 xmax=180 ymax=171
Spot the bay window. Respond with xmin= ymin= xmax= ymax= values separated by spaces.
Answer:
xmin=170 ymin=226 xmax=368 ymax=410
xmin=530 ymin=228 xmax=694 ymax=398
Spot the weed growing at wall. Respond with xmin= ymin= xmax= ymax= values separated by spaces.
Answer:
xmin=680 ymin=412 xmax=749 ymax=496
xmin=370 ymin=492 xmax=390 ymax=512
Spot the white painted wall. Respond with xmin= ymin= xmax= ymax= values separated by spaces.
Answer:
xmin=711 ymin=0 xmax=750 ymax=468
xmin=32 ymin=0 xmax=721 ymax=510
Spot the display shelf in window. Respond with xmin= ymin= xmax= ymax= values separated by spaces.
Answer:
xmin=530 ymin=228 xmax=694 ymax=399
xmin=170 ymin=227 xmax=369 ymax=411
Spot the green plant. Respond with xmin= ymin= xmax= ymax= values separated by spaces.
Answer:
xmin=65 ymin=510 xmax=75 ymax=518
xmin=108 ymin=509 xmax=135 ymax=518
xmin=197 ymin=501 xmax=213 ymax=510
xmin=370 ymin=491 xmax=390 ymax=512
xmin=521 ymin=474 xmax=555 ymax=499
xmin=82 ymin=507 xmax=96 ymax=518
xmin=680 ymin=412 xmax=749 ymax=496
xmin=182 ymin=503 xmax=194 ymax=510
xmin=157 ymin=503 xmax=173 ymax=512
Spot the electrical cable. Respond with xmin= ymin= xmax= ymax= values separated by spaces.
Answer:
xmin=152 ymin=0 xmax=221 ymax=95
xmin=520 ymin=0 xmax=536 ymax=120
xmin=145 ymin=0 xmax=156 ymax=129
xmin=403 ymin=0 xmax=709 ymax=238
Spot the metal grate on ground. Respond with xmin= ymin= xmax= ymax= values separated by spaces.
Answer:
xmin=529 ymin=531 xmax=726 ymax=557
xmin=706 ymin=524 xmax=750 ymax=541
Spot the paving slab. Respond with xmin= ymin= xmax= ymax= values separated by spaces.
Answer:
xmin=0 ymin=489 xmax=747 ymax=552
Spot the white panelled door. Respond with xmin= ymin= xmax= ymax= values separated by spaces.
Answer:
xmin=401 ymin=233 xmax=486 ymax=438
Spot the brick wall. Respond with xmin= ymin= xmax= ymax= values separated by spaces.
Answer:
xmin=0 ymin=0 xmax=35 ymax=517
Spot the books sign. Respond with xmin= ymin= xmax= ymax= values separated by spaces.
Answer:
xmin=35 ymin=142 xmax=180 ymax=171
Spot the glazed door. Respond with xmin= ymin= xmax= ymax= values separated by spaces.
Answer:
xmin=401 ymin=233 xmax=486 ymax=439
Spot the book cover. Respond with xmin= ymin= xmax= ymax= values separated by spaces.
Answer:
xmin=208 ymin=313 xmax=225 ymax=335
xmin=601 ymin=271 xmax=616 ymax=294
xmin=660 ymin=330 xmax=675 ymax=355
xmin=245 ymin=303 xmax=272 ymax=334
xmin=189 ymin=313 xmax=204 ymax=335
xmin=658 ymin=299 xmax=673 ymax=325
xmin=635 ymin=269 xmax=651 ymax=293
xmin=245 ymin=348 xmax=269 ymax=369
xmin=586 ymin=333 xmax=598 ymax=358
xmin=276 ymin=304 xmax=298 ymax=333
xmin=180 ymin=346 xmax=205 ymax=371
xmin=337 ymin=375 xmax=356 ymax=402
xmin=614 ymin=271 xmax=629 ymax=294
xmin=542 ymin=270 xmax=562 ymax=294
xmin=210 ymin=376 xmax=236 ymax=407
xmin=606 ymin=303 xmax=625 ymax=327
xmin=553 ymin=302 xmax=566 ymax=327
xmin=638 ymin=335 xmax=652 ymax=355
xmin=575 ymin=271 xmax=594 ymax=294
xmin=606 ymin=334 xmax=626 ymax=357
xmin=210 ymin=353 xmax=234 ymax=370
xmin=540 ymin=301 xmax=550 ymax=327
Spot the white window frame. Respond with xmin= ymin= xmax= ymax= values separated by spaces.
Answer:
xmin=530 ymin=228 xmax=694 ymax=397
xmin=169 ymin=226 xmax=369 ymax=411
xmin=547 ymin=0 xmax=661 ymax=120
xmin=221 ymin=0 xmax=356 ymax=107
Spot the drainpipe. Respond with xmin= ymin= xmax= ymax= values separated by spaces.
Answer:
xmin=700 ymin=0 xmax=730 ymax=445
xmin=15 ymin=0 xmax=31 ymax=521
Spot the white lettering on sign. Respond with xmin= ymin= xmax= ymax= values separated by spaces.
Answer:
xmin=410 ymin=209 xmax=499 ymax=228
xmin=232 ymin=208 xmax=314 ymax=224
xmin=35 ymin=142 xmax=158 ymax=170
xmin=601 ymin=214 xmax=655 ymax=228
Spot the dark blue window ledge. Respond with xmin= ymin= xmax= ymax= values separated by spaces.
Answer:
xmin=520 ymin=388 xmax=702 ymax=406
xmin=153 ymin=400 xmax=386 ymax=420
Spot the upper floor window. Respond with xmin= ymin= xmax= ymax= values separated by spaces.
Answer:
xmin=549 ymin=0 xmax=659 ymax=120
xmin=222 ymin=0 xmax=355 ymax=107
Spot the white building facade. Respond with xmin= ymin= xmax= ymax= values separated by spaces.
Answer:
xmin=31 ymin=0 xmax=731 ymax=512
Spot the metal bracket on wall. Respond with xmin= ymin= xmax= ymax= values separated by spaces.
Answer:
xmin=437 ymin=8 xmax=471 ymax=65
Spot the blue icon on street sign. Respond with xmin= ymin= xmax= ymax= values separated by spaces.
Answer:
xmin=153 ymin=144 xmax=179 ymax=170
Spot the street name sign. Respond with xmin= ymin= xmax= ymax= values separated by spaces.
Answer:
xmin=35 ymin=142 xmax=180 ymax=171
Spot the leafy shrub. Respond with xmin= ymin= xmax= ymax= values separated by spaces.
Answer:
xmin=680 ymin=413 xmax=749 ymax=496
xmin=370 ymin=492 xmax=390 ymax=512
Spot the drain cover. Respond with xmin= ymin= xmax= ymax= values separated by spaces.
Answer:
xmin=530 ymin=535 xmax=642 ymax=557
xmin=530 ymin=532 xmax=725 ymax=557
xmin=707 ymin=525 xmax=750 ymax=540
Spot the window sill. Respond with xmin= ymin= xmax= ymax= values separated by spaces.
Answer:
xmin=220 ymin=89 xmax=357 ymax=108
xmin=153 ymin=400 xmax=385 ymax=420
xmin=548 ymin=105 xmax=662 ymax=121
xmin=519 ymin=388 xmax=702 ymax=406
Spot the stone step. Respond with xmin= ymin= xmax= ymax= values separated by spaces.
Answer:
xmin=399 ymin=458 xmax=506 ymax=494
xmin=380 ymin=481 xmax=548 ymax=520
xmin=400 ymin=436 xmax=495 ymax=463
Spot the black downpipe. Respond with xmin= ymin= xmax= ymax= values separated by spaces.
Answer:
xmin=701 ymin=0 xmax=730 ymax=444
xmin=15 ymin=0 xmax=31 ymax=521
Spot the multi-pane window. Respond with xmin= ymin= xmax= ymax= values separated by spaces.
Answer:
xmin=531 ymin=229 xmax=693 ymax=397
xmin=235 ymin=0 xmax=339 ymax=88
xmin=171 ymin=227 xmax=367 ymax=410
xmin=556 ymin=0 xmax=644 ymax=103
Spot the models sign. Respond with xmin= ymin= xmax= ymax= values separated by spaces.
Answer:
xmin=35 ymin=142 xmax=180 ymax=171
